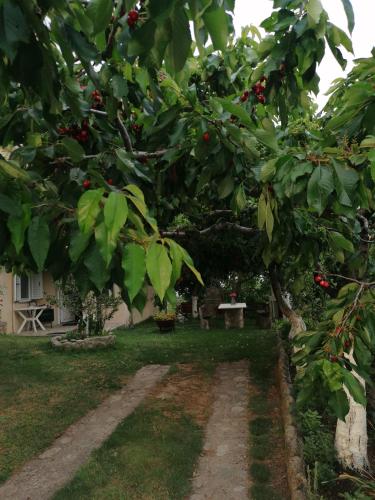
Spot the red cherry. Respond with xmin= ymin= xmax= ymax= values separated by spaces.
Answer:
xmin=335 ymin=326 xmax=343 ymax=334
xmin=107 ymin=178 xmax=113 ymax=185
xmin=79 ymin=130 xmax=89 ymax=142
xmin=320 ymin=280 xmax=330 ymax=288
xmin=330 ymin=355 xmax=338 ymax=363
xmin=83 ymin=179 xmax=91 ymax=189
xmin=202 ymin=132 xmax=210 ymax=142
xmin=314 ymin=274 xmax=323 ymax=283
xmin=128 ymin=9 xmax=138 ymax=20
xmin=240 ymin=94 xmax=248 ymax=102
xmin=257 ymin=95 xmax=266 ymax=104
xmin=344 ymin=340 xmax=351 ymax=349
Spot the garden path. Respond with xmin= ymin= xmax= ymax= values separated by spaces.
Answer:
xmin=190 ymin=360 xmax=251 ymax=500
xmin=0 ymin=364 xmax=170 ymax=500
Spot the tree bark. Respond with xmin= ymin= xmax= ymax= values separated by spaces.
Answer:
xmin=335 ymin=350 xmax=369 ymax=471
xmin=192 ymin=296 xmax=199 ymax=319
xmin=269 ymin=266 xmax=306 ymax=339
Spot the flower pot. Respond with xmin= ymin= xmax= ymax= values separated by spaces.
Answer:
xmin=155 ymin=319 xmax=175 ymax=333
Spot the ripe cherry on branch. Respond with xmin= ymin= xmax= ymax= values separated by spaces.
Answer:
xmin=202 ymin=131 xmax=210 ymax=142
xmin=314 ymin=274 xmax=323 ymax=283
xmin=127 ymin=9 xmax=139 ymax=27
xmin=83 ymin=179 xmax=91 ymax=189
xmin=319 ymin=280 xmax=330 ymax=289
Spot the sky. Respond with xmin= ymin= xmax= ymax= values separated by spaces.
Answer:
xmin=232 ymin=0 xmax=375 ymax=107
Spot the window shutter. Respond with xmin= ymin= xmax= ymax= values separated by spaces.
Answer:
xmin=31 ymin=273 xmax=44 ymax=300
xmin=14 ymin=275 xmax=21 ymax=301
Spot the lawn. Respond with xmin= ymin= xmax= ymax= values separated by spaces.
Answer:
xmin=0 ymin=318 xmax=281 ymax=497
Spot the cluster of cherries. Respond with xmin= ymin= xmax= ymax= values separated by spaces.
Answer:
xmin=82 ymin=178 xmax=114 ymax=190
xmin=127 ymin=9 xmax=139 ymax=27
xmin=240 ymin=76 xmax=267 ymax=105
xmin=91 ymin=89 xmax=103 ymax=110
xmin=313 ymin=273 xmax=330 ymax=289
xmin=58 ymin=120 xmax=90 ymax=144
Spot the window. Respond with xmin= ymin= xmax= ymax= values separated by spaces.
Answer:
xmin=14 ymin=273 xmax=44 ymax=302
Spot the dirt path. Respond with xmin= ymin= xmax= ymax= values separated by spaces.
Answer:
xmin=189 ymin=360 xmax=251 ymax=500
xmin=0 ymin=364 xmax=170 ymax=500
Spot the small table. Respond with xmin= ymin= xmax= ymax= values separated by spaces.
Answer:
xmin=15 ymin=306 xmax=48 ymax=334
xmin=218 ymin=303 xmax=247 ymax=329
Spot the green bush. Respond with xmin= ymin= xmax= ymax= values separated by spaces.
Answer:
xmin=299 ymin=410 xmax=336 ymax=485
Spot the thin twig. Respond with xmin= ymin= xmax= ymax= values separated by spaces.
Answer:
xmin=116 ymin=111 xmax=133 ymax=153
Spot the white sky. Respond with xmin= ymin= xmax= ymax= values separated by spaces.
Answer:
xmin=233 ymin=0 xmax=375 ymax=106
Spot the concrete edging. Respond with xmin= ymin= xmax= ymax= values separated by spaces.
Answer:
xmin=277 ymin=336 xmax=308 ymax=500
xmin=51 ymin=334 xmax=116 ymax=351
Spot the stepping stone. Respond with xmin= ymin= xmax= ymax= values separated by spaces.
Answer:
xmin=0 ymin=364 xmax=170 ymax=500
xmin=189 ymin=360 xmax=250 ymax=500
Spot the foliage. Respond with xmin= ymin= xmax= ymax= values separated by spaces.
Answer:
xmin=293 ymin=283 xmax=375 ymax=420
xmin=299 ymin=410 xmax=336 ymax=485
xmin=50 ymin=275 xmax=122 ymax=335
xmin=153 ymin=311 xmax=176 ymax=321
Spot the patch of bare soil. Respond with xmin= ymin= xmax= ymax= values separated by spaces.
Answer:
xmin=151 ymin=364 xmax=215 ymax=425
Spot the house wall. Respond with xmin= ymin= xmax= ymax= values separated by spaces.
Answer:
xmin=0 ymin=270 xmax=155 ymax=334
xmin=105 ymin=285 xmax=155 ymax=330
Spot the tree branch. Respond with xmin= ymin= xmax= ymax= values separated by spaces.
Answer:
xmin=116 ymin=111 xmax=133 ymax=153
xmin=161 ymin=222 xmax=257 ymax=237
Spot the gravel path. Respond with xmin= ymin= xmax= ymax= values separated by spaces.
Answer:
xmin=189 ymin=360 xmax=251 ymax=500
xmin=0 ymin=364 xmax=170 ymax=500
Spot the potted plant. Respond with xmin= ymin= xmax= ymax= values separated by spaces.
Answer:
xmin=153 ymin=311 xmax=176 ymax=333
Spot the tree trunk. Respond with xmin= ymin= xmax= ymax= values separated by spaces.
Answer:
xmin=192 ymin=296 xmax=199 ymax=318
xmin=335 ymin=350 xmax=369 ymax=471
xmin=269 ymin=266 xmax=306 ymax=339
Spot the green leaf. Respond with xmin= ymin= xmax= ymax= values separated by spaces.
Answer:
xmin=69 ymin=231 xmax=92 ymax=263
xmin=3 ymin=0 xmax=30 ymax=44
xmin=203 ymin=5 xmax=228 ymax=51
xmin=265 ymin=202 xmax=274 ymax=242
xmin=340 ymin=0 xmax=355 ymax=33
xmin=95 ymin=222 xmax=117 ymax=267
xmin=218 ymin=175 xmax=235 ymax=199
xmin=342 ymin=370 xmax=367 ymax=406
xmin=306 ymin=0 xmax=323 ymax=25
xmin=260 ymin=158 xmax=277 ymax=182
xmin=166 ymin=239 xmax=183 ymax=287
xmin=28 ymin=217 xmax=50 ymax=272
xmin=329 ymin=231 xmax=354 ymax=253
xmin=122 ymin=243 xmax=146 ymax=302
xmin=87 ymin=0 xmax=113 ymax=35
xmin=231 ymin=184 xmax=247 ymax=214
xmin=84 ymin=245 xmax=109 ymax=291
xmin=333 ymin=161 xmax=359 ymax=207
xmin=180 ymin=245 xmax=204 ymax=286
xmin=328 ymin=389 xmax=350 ymax=421
xmin=307 ymin=166 xmax=334 ymax=215
xmin=0 ymin=159 xmax=30 ymax=180
xmin=258 ymin=194 xmax=267 ymax=229
xmin=146 ymin=242 xmax=172 ymax=301
xmin=7 ymin=205 xmax=31 ymax=254
xmin=104 ymin=192 xmax=128 ymax=242
xmin=62 ymin=137 xmax=85 ymax=163
xmin=165 ymin=5 xmax=192 ymax=73
xmin=77 ymin=189 xmax=104 ymax=234
xmin=0 ymin=194 xmax=22 ymax=216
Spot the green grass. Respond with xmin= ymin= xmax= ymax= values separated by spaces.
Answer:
xmin=250 ymin=462 xmax=272 ymax=483
xmin=53 ymin=403 xmax=203 ymax=500
xmin=0 ymin=318 xmax=278 ymax=486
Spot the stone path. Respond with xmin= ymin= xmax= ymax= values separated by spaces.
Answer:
xmin=190 ymin=360 xmax=251 ymax=500
xmin=0 ymin=364 xmax=170 ymax=500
